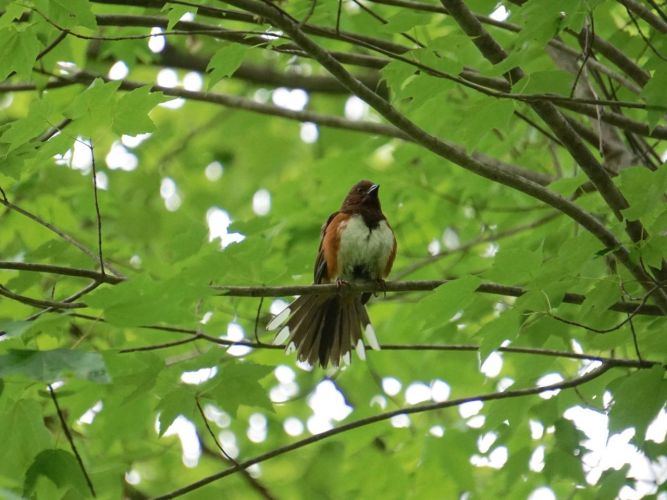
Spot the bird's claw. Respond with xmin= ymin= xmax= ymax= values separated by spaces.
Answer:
xmin=374 ymin=279 xmax=388 ymax=298
xmin=336 ymin=278 xmax=350 ymax=292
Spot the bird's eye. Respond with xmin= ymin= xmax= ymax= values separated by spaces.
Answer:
xmin=356 ymin=187 xmax=364 ymax=193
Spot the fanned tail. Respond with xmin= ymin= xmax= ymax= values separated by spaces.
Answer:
xmin=268 ymin=294 xmax=380 ymax=368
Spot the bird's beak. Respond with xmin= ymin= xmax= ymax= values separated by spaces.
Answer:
xmin=368 ymin=184 xmax=380 ymax=196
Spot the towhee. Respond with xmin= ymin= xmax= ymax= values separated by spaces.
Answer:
xmin=268 ymin=180 xmax=397 ymax=368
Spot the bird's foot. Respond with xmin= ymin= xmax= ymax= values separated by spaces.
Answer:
xmin=374 ymin=279 xmax=388 ymax=298
xmin=336 ymin=278 xmax=351 ymax=292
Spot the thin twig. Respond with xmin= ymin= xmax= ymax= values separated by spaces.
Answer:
xmin=394 ymin=212 xmax=560 ymax=279
xmin=627 ymin=311 xmax=643 ymax=362
xmin=0 ymin=193 xmax=100 ymax=265
xmin=0 ymin=284 xmax=85 ymax=309
xmin=570 ymin=14 xmax=594 ymax=98
xmin=154 ymin=363 xmax=613 ymax=498
xmin=336 ymin=0 xmax=342 ymax=34
xmin=118 ymin=328 xmax=660 ymax=368
xmin=85 ymin=140 xmax=106 ymax=275
xmin=254 ymin=296 xmax=265 ymax=344
xmin=26 ymin=281 xmax=102 ymax=321
xmin=48 ymin=385 xmax=97 ymax=497
xmin=119 ymin=337 xmax=200 ymax=353
xmin=551 ymin=285 xmax=661 ymax=333
xmin=299 ymin=0 xmax=317 ymax=26
xmin=0 ymin=262 xmax=122 ymax=284
xmin=625 ymin=6 xmax=667 ymax=61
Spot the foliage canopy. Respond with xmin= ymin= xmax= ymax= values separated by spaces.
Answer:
xmin=0 ymin=0 xmax=666 ymax=498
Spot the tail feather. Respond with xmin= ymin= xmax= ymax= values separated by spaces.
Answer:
xmin=288 ymin=296 xmax=325 ymax=351
xmin=270 ymin=294 xmax=376 ymax=367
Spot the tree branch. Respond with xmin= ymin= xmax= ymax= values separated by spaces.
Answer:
xmin=0 ymin=284 xmax=85 ymax=310
xmin=0 ymin=262 xmax=122 ymax=283
xmin=618 ymin=0 xmax=667 ymax=33
xmin=211 ymin=280 xmax=664 ymax=316
xmin=566 ymin=28 xmax=650 ymax=87
xmin=3 ymin=262 xmax=663 ymax=316
xmin=115 ymin=322 xmax=661 ymax=368
xmin=153 ymin=363 xmax=613 ymax=498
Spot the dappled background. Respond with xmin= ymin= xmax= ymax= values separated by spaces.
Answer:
xmin=0 ymin=0 xmax=666 ymax=498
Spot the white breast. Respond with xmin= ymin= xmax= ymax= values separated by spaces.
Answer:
xmin=336 ymin=215 xmax=394 ymax=281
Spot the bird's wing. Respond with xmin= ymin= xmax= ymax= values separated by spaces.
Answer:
xmin=314 ymin=211 xmax=351 ymax=283
xmin=384 ymin=221 xmax=398 ymax=278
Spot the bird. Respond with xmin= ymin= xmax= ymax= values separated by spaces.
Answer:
xmin=268 ymin=180 xmax=397 ymax=368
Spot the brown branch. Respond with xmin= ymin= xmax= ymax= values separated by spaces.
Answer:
xmin=550 ymin=284 xmax=661 ymax=334
xmin=567 ymin=28 xmax=650 ymax=87
xmin=618 ymin=0 xmax=667 ymax=33
xmin=85 ymin=11 xmax=654 ymax=110
xmin=153 ymin=363 xmax=613 ymax=498
xmin=0 ymin=284 xmax=85 ymax=309
xmin=48 ymin=385 xmax=97 ymax=497
xmin=119 ymin=336 xmax=200 ymax=353
xmin=211 ymin=280 xmax=664 ymax=316
xmin=155 ymin=44 xmax=381 ymax=94
xmin=2 ymin=264 xmax=663 ymax=316
xmin=557 ymin=99 xmax=667 ymax=140
xmin=0 ymin=262 xmax=122 ymax=283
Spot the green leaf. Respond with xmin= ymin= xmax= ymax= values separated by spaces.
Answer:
xmin=300 ymin=442 xmax=345 ymax=497
xmin=578 ymin=277 xmax=621 ymax=319
xmin=207 ymin=44 xmax=248 ymax=89
xmin=0 ymin=319 xmax=31 ymax=338
xmin=406 ymin=276 xmax=481 ymax=331
xmin=23 ymin=449 xmax=89 ymax=497
xmin=0 ymin=97 xmax=54 ymax=153
xmin=86 ymin=273 xmax=210 ymax=326
xmin=204 ymin=362 xmax=273 ymax=416
xmin=608 ymin=366 xmax=667 ymax=440
xmin=641 ymin=66 xmax=667 ymax=130
xmin=162 ymin=4 xmax=197 ymax=31
xmin=0 ymin=349 xmax=110 ymax=383
xmin=544 ymin=448 xmax=585 ymax=483
xmin=619 ymin=165 xmax=667 ymax=220
xmin=477 ymin=309 xmax=519 ymax=363
xmin=486 ymin=245 xmax=542 ymax=283
xmin=0 ymin=3 xmax=26 ymax=29
xmin=596 ymin=465 xmax=630 ymax=500
xmin=112 ymin=86 xmax=170 ymax=135
xmin=0 ymin=25 xmax=41 ymax=80
xmin=48 ymin=0 xmax=98 ymax=30
xmin=156 ymin=386 xmax=197 ymax=436
xmin=458 ymin=97 xmax=514 ymax=149
xmin=0 ymin=399 xmax=52 ymax=477
xmin=381 ymin=11 xmax=430 ymax=33
xmin=64 ymin=78 xmax=121 ymax=132
xmin=519 ymin=70 xmax=573 ymax=96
